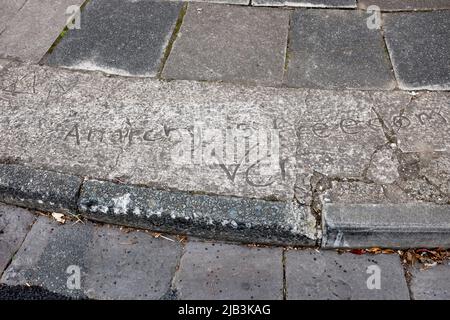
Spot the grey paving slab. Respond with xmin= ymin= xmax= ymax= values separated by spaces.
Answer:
xmin=0 ymin=0 xmax=26 ymax=34
xmin=182 ymin=0 xmax=249 ymax=4
xmin=359 ymin=0 xmax=450 ymax=11
xmin=383 ymin=11 xmax=450 ymax=90
xmin=46 ymin=0 xmax=182 ymax=77
xmin=78 ymin=179 xmax=317 ymax=246
xmin=0 ymin=164 xmax=82 ymax=214
xmin=253 ymin=0 xmax=355 ymax=7
xmin=0 ymin=203 xmax=35 ymax=275
xmin=1 ymin=216 xmax=183 ymax=299
xmin=286 ymin=9 xmax=395 ymax=90
xmin=162 ymin=4 xmax=289 ymax=86
xmin=409 ymin=263 xmax=450 ymax=300
xmin=0 ymin=0 xmax=85 ymax=63
xmin=173 ymin=242 xmax=283 ymax=299
xmin=286 ymin=249 xmax=409 ymax=299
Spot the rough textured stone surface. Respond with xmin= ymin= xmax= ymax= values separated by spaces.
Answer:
xmin=409 ymin=263 xmax=450 ymax=300
xmin=78 ymin=179 xmax=317 ymax=246
xmin=1 ymin=216 xmax=183 ymax=299
xmin=0 ymin=203 xmax=35 ymax=275
xmin=0 ymin=164 xmax=82 ymax=213
xmin=383 ymin=11 xmax=450 ymax=90
xmin=162 ymin=4 xmax=289 ymax=86
xmin=46 ymin=0 xmax=182 ymax=77
xmin=0 ymin=0 xmax=26 ymax=34
xmin=359 ymin=0 xmax=450 ymax=11
xmin=286 ymin=249 xmax=409 ymax=299
xmin=173 ymin=242 xmax=283 ymax=299
xmin=253 ymin=0 xmax=355 ymax=7
xmin=322 ymin=203 xmax=450 ymax=249
xmin=286 ymin=9 xmax=395 ymax=90
xmin=0 ymin=59 xmax=12 ymax=71
xmin=0 ymin=63 xmax=449 ymax=247
xmin=0 ymin=0 xmax=85 ymax=63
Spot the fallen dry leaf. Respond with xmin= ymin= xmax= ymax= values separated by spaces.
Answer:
xmin=51 ymin=212 xmax=66 ymax=224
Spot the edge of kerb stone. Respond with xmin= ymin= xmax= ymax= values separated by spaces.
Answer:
xmin=77 ymin=179 xmax=318 ymax=246
xmin=322 ymin=203 xmax=450 ymax=249
xmin=0 ymin=164 xmax=82 ymax=213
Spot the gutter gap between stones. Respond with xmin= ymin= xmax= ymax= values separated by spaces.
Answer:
xmin=282 ymin=248 xmax=287 ymax=300
xmin=379 ymin=13 xmax=399 ymax=90
xmin=157 ymin=3 xmax=188 ymax=79
xmin=282 ymin=10 xmax=293 ymax=80
xmin=0 ymin=214 xmax=37 ymax=280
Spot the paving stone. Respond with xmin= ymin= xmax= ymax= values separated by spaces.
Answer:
xmin=0 ymin=164 xmax=82 ymax=214
xmin=1 ymin=216 xmax=183 ymax=299
xmin=0 ymin=59 xmax=12 ymax=71
xmin=78 ymin=179 xmax=317 ymax=246
xmin=46 ymin=0 xmax=182 ymax=77
xmin=383 ymin=11 xmax=450 ymax=90
xmin=182 ymin=0 xmax=249 ymax=4
xmin=0 ymin=203 xmax=35 ymax=275
xmin=286 ymin=9 xmax=395 ymax=90
xmin=286 ymin=249 xmax=409 ymax=299
xmin=0 ymin=0 xmax=27 ymax=34
xmin=359 ymin=0 xmax=450 ymax=11
xmin=253 ymin=0 xmax=355 ymax=7
xmin=0 ymin=0 xmax=85 ymax=63
xmin=173 ymin=242 xmax=283 ymax=299
xmin=162 ymin=4 xmax=289 ymax=86
xmin=409 ymin=262 xmax=450 ymax=300
xmin=322 ymin=203 xmax=450 ymax=249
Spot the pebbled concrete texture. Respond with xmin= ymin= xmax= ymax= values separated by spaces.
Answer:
xmin=173 ymin=241 xmax=283 ymax=299
xmin=409 ymin=263 xmax=450 ymax=300
xmin=286 ymin=249 xmax=410 ymax=299
xmin=0 ymin=0 xmax=85 ymax=63
xmin=253 ymin=0 xmax=355 ymax=7
xmin=162 ymin=4 xmax=289 ymax=86
xmin=1 ymin=216 xmax=183 ymax=299
xmin=46 ymin=0 xmax=182 ymax=77
xmin=0 ymin=203 xmax=35 ymax=275
xmin=358 ymin=0 xmax=450 ymax=11
xmin=78 ymin=179 xmax=317 ymax=246
xmin=286 ymin=9 xmax=395 ymax=90
xmin=383 ymin=11 xmax=450 ymax=90
xmin=0 ymin=164 xmax=82 ymax=213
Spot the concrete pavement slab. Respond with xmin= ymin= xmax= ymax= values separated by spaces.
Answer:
xmin=409 ymin=262 xmax=450 ymax=300
xmin=0 ymin=203 xmax=35 ymax=276
xmin=253 ymin=0 xmax=355 ymax=7
xmin=286 ymin=249 xmax=409 ymax=299
xmin=162 ymin=4 xmax=289 ymax=86
xmin=286 ymin=9 xmax=395 ymax=90
xmin=0 ymin=0 xmax=27 ymax=34
xmin=359 ymin=0 xmax=450 ymax=11
xmin=1 ymin=216 xmax=183 ymax=299
xmin=173 ymin=242 xmax=283 ymax=299
xmin=46 ymin=0 xmax=183 ymax=77
xmin=0 ymin=0 xmax=85 ymax=63
xmin=383 ymin=11 xmax=450 ymax=90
